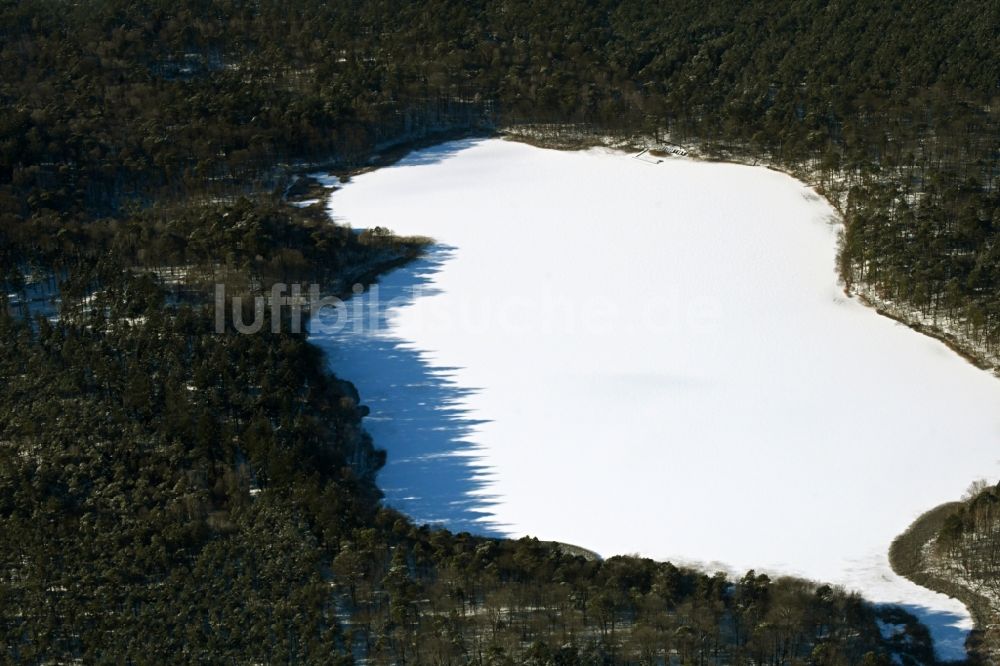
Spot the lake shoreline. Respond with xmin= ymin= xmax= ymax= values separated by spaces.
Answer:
xmin=890 ymin=502 xmax=998 ymax=663
xmin=498 ymin=135 xmax=998 ymax=661
xmin=499 ymin=127 xmax=999 ymax=377
xmin=312 ymin=135 xmax=995 ymax=661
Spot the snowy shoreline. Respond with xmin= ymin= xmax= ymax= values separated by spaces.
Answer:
xmin=499 ymin=125 xmax=999 ymax=377
xmin=890 ymin=502 xmax=997 ymax=660
xmin=310 ymin=138 xmax=1000 ymax=661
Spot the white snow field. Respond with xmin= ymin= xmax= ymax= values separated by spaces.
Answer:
xmin=309 ymin=138 xmax=1000 ymax=660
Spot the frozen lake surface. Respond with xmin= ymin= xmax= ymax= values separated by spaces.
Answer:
xmin=310 ymin=138 xmax=1000 ymax=660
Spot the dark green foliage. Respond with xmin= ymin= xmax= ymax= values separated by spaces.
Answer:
xmin=934 ymin=483 xmax=1000 ymax=600
xmin=0 ymin=281 xmax=917 ymax=662
xmin=0 ymin=0 xmax=994 ymax=661
xmin=2 ymin=0 xmax=998 ymax=353
xmin=0 ymin=289 xmax=381 ymax=660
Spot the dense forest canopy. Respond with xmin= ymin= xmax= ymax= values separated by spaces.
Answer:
xmin=0 ymin=0 xmax=998 ymax=662
xmin=3 ymin=0 xmax=999 ymax=358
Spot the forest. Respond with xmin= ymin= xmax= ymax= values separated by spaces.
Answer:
xmin=891 ymin=481 xmax=1000 ymax=665
xmin=1 ymin=0 xmax=998 ymax=662
xmin=0 ymin=265 xmax=934 ymax=664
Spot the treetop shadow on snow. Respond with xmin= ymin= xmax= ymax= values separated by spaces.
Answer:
xmin=381 ymin=136 xmax=489 ymax=169
xmin=310 ymin=245 xmax=507 ymax=537
xmin=885 ymin=603 xmax=971 ymax=662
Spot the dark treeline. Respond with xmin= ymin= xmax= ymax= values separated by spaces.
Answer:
xmin=891 ymin=482 xmax=1000 ymax=662
xmin=0 ymin=287 xmax=932 ymax=663
xmin=3 ymin=0 xmax=999 ymax=355
xmin=934 ymin=482 xmax=1000 ymax=611
xmin=1 ymin=0 xmax=998 ymax=662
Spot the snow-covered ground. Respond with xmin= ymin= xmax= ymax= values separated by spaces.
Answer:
xmin=309 ymin=138 xmax=1000 ymax=660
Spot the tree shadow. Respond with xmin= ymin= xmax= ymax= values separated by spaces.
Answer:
xmin=383 ymin=137 xmax=489 ymax=168
xmin=883 ymin=602 xmax=971 ymax=662
xmin=309 ymin=245 xmax=507 ymax=537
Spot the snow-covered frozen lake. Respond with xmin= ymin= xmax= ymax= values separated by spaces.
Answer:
xmin=310 ymin=138 xmax=1000 ymax=660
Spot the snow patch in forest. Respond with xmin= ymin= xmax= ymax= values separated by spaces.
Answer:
xmin=308 ymin=172 xmax=341 ymax=189
xmin=310 ymin=138 xmax=1000 ymax=661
